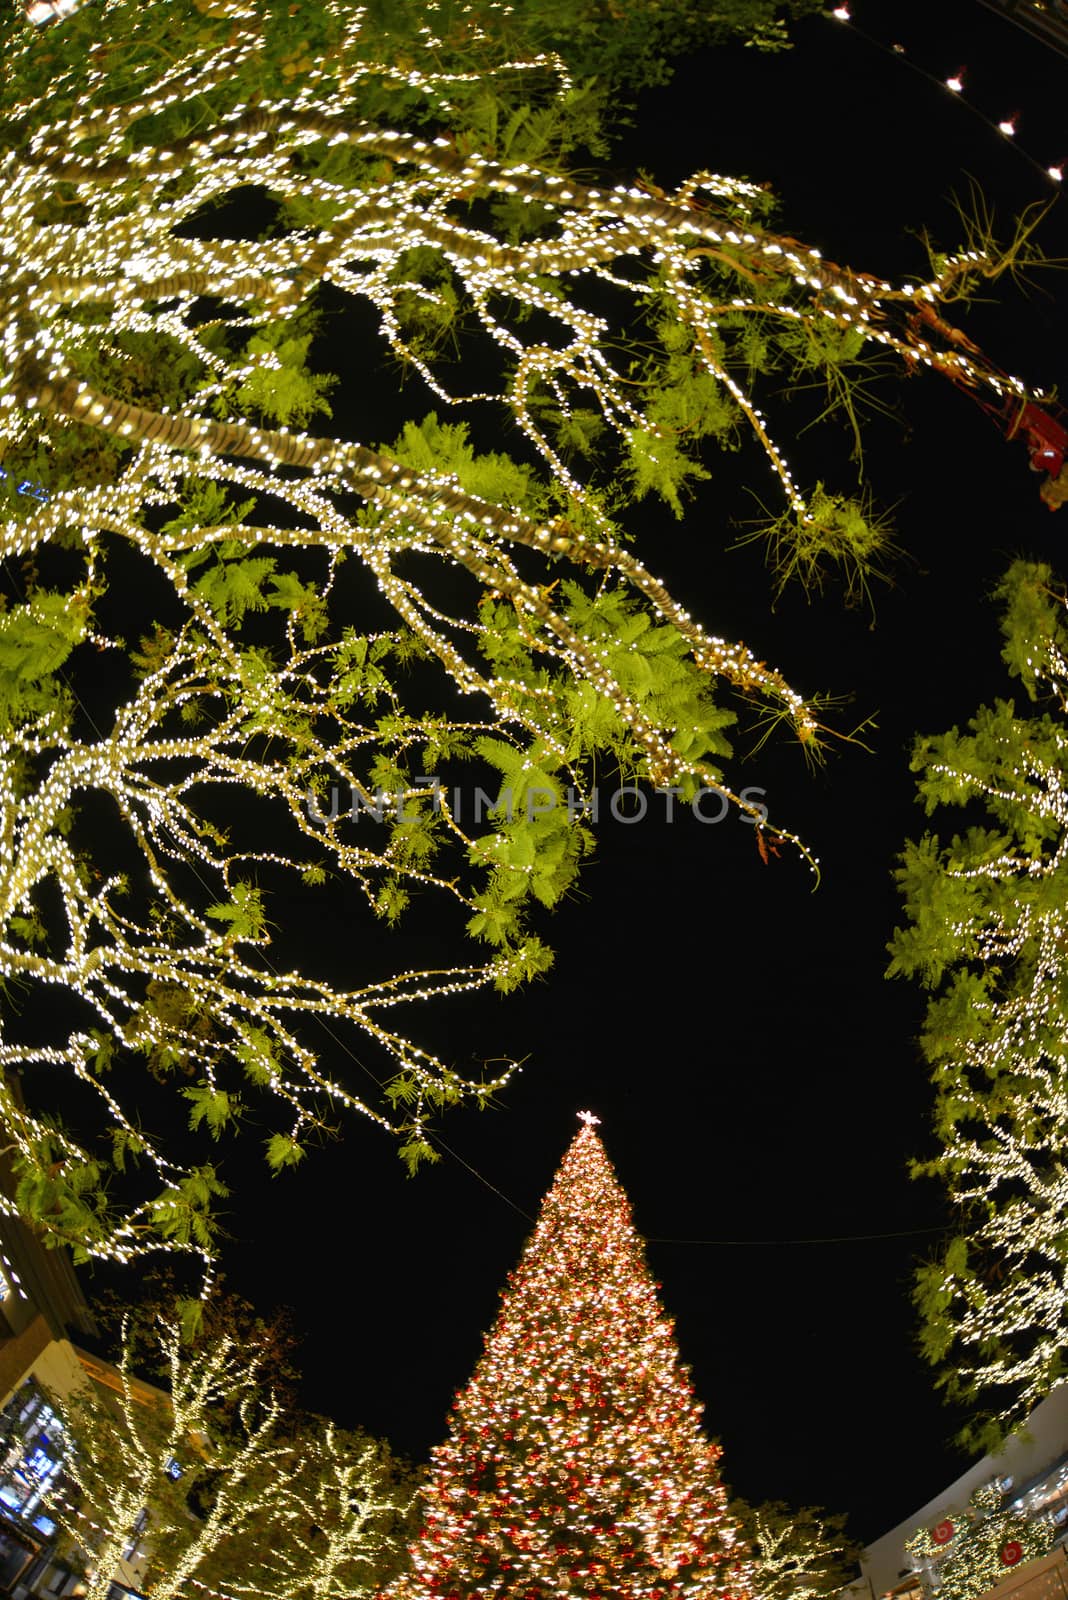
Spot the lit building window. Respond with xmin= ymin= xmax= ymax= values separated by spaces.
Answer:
xmin=0 ymin=1254 xmax=24 ymax=1302
xmin=0 ymin=1383 xmax=66 ymax=1535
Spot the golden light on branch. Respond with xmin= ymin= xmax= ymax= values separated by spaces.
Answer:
xmin=0 ymin=0 xmax=1051 ymax=1273
xmin=42 ymin=1315 xmax=406 ymax=1600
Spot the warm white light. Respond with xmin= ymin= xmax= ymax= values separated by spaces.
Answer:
xmin=25 ymin=0 xmax=84 ymax=21
xmin=946 ymin=73 xmax=964 ymax=94
xmin=0 ymin=0 xmax=1049 ymax=1277
xmin=998 ymin=118 xmax=1017 ymax=137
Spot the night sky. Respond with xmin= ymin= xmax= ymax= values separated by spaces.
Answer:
xmin=74 ymin=0 xmax=1068 ymax=1554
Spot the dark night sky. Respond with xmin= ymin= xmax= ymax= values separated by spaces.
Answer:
xmin=79 ymin=0 xmax=1067 ymax=1553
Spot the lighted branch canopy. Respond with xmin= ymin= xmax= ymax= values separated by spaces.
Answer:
xmin=0 ymin=0 xmax=1051 ymax=1270
xmin=890 ymin=563 xmax=1068 ymax=1447
xmin=40 ymin=1314 xmax=408 ymax=1600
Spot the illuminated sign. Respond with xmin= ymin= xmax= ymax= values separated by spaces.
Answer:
xmin=0 ymin=469 xmax=49 ymax=504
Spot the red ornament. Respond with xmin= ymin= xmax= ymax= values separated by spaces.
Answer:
xmin=932 ymin=1520 xmax=955 ymax=1546
xmin=1001 ymin=1542 xmax=1024 ymax=1567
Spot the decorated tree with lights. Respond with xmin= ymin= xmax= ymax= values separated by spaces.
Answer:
xmin=41 ymin=1312 xmax=409 ymax=1600
xmin=730 ymin=1500 xmax=859 ymax=1600
xmin=889 ymin=560 xmax=1068 ymax=1447
xmin=904 ymin=1483 xmax=1053 ymax=1600
xmin=0 ymin=0 xmax=1057 ymax=1271
xmin=386 ymin=1114 xmax=752 ymax=1599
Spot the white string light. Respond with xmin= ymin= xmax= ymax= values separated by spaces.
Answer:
xmin=891 ymin=567 xmax=1068 ymax=1440
xmin=826 ymin=4 xmax=1066 ymax=183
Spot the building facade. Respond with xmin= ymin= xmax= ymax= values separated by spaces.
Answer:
xmin=0 ymin=1207 xmax=151 ymax=1600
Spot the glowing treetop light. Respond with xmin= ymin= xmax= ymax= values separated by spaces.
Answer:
xmin=387 ymin=1118 xmax=753 ymax=1599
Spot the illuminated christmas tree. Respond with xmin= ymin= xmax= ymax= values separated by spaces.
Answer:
xmin=388 ymin=1114 xmax=753 ymax=1599
xmin=904 ymin=1482 xmax=1053 ymax=1600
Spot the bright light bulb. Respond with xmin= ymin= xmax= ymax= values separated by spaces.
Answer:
xmin=946 ymin=73 xmax=964 ymax=94
xmin=998 ymin=118 xmax=1017 ymax=137
xmin=1049 ymin=165 xmax=1064 ymax=183
xmin=832 ymin=5 xmax=850 ymax=17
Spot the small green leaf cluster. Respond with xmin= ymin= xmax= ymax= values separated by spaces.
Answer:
xmin=742 ymin=485 xmax=897 ymax=608
xmin=234 ymin=313 xmax=337 ymax=430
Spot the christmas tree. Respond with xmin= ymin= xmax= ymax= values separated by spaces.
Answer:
xmin=387 ymin=1113 xmax=753 ymax=1599
xmin=905 ymin=1481 xmax=1053 ymax=1600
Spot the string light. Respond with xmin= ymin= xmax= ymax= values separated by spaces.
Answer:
xmin=890 ymin=564 xmax=1068 ymax=1440
xmin=43 ymin=1318 xmax=405 ymax=1600
xmin=0 ymin=0 xmax=1052 ymax=1274
xmin=24 ymin=0 xmax=85 ymax=22
xmin=825 ymin=6 xmax=1066 ymax=183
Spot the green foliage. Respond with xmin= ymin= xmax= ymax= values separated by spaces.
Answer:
xmin=740 ymin=485 xmax=897 ymax=608
xmin=465 ymin=734 xmax=593 ymax=942
xmin=267 ymin=571 xmax=329 ymax=640
xmin=148 ymin=1166 xmax=229 ymax=1252
xmin=560 ymin=582 xmax=735 ymax=789
xmin=195 ymin=554 xmax=277 ymax=627
xmin=731 ymin=1498 xmax=860 ymax=1600
xmin=905 ymin=1481 xmax=1053 ymax=1600
xmin=183 ymin=1082 xmax=242 ymax=1139
xmin=385 ymin=413 xmax=543 ymax=512
xmin=163 ymin=481 xmax=257 ymax=545
xmin=890 ymin=560 xmax=1068 ymax=1443
xmin=233 ymin=1024 xmax=282 ymax=1087
xmin=993 ymin=558 xmax=1068 ymax=699
xmin=0 ymin=589 xmax=87 ymax=727
xmin=398 ymin=1133 xmax=438 ymax=1175
xmin=235 ymin=313 xmax=337 ymax=429
xmin=0 ymin=0 xmax=1005 ymax=1277
xmin=205 ymin=882 xmax=268 ymax=941
xmin=12 ymin=1143 xmax=109 ymax=1262
xmin=625 ymin=424 xmax=711 ymax=516
xmin=265 ymin=1132 xmax=305 ymax=1171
